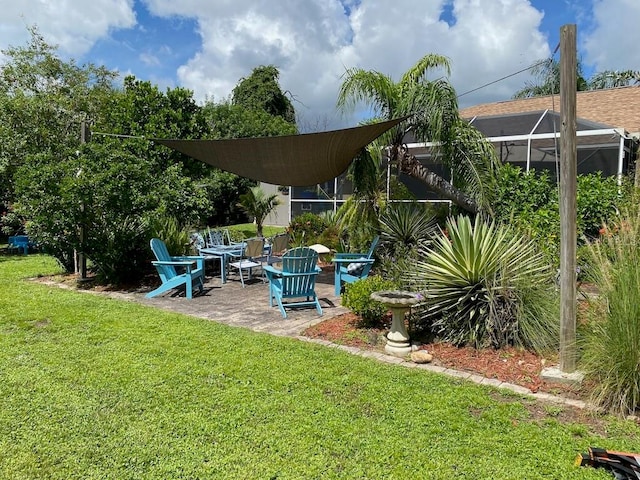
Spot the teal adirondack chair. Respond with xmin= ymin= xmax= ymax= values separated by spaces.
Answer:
xmin=146 ymin=238 xmax=205 ymax=299
xmin=263 ymin=247 xmax=323 ymax=318
xmin=332 ymin=235 xmax=379 ymax=295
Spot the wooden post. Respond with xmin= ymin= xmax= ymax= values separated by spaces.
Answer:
xmin=79 ymin=120 xmax=87 ymax=281
xmin=559 ymin=24 xmax=577 ymax=372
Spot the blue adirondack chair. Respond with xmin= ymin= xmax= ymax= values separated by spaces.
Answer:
xmin=8 ymin=235 xmax=30 ymax=255
xmin=332 ymin=235 xmax=380 ymax=295
xmin=263 ymin=247 xmax=323 ymax=318
xmin=146 ymin=238 xmax=205 ymax=299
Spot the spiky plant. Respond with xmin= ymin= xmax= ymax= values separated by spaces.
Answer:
xmin=377 ymin=202 xmax=438 ymax=287
xmin=581 ymin=197 xmax=640 ymax=416
xmin=379 ymin=202 xmax=438 ymax=253
xmin=407 ymin=215 xmax=558 ymax=351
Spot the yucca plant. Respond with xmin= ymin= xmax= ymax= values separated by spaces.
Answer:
xmin=379 ymin=202 xmax=438 ymax=253
xmin=407 ymin=215 xmax=558 ymax=351
xmin=581 ymin=197 xmax=640 ymax=416
xmin=377 ymin=202 xmax=438 ymax=288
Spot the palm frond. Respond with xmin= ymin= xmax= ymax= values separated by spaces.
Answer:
xmin=399 ymin=54 xmax=451 ymax=91
xmin=336 ymin=68 xmax=398 ymax=117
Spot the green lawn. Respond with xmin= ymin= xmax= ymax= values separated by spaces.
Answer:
xmin=227 ymin=223 xmax=285 ymax=240
xmin=1 ymin=255 xmax=637 ymax=479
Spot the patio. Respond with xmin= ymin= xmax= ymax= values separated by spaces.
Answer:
xmin=119 ymin=268 xmax=349 ymax=338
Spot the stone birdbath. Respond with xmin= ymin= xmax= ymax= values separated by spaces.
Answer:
xmin=370 ymin=290 xmax=422 ymax=357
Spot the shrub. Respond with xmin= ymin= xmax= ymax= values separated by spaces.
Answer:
xmin=342 ymin=275 xmax=397 ymax=327
xmin=407 ymin=215 xmax=558 ymax=352
xmin=492 ymin=164 xmax=624 ymax=266
xmin=149 ymin=215 xmax=191 ymax=256
xmin=581 ymin=196 xmax=640 ymax=416
xmin=287 ymin=213 xmax=328 ymax=247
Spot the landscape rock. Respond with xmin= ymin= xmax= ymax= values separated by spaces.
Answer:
xmin=410 ymin=350 xmax=433 ymax=364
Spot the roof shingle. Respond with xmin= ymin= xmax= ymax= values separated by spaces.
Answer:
xmin=460 ymin=86 xmax=640 ymax=134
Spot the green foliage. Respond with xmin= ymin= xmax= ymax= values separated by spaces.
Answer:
xmin=337 ymin=53 xmax=499 ymax=214
xmin=149 ymin=215 xmax=191 ymax=256
xmin=315 ymin=210 xmax=346 ymax=252
xmin=581 ymin=195 xmax=640 ymax=416
xmin=577 ymin=172 xmax=624 ymax=238
xmin=0 ymin=208 xmax=24 ymax=237
xmin=377 ymin=202 xmax=439 ymax=288
xmin=379 ymin=202 xmax=438 ymax=254
xmin=342 ymin=275 xmax=398 ymax=327
xmin=232 ymin=65 xmax=296 ymax=124
xmin=409 ymin=215 xmax=558 ymax=352
xmin=493 ymin=164 xmax=624 ymax=265
xmin=287 ymin=213 xmax=328 ymax=247
xmin=203 ymin=102 xmax=297 ymax=139
xmin=237 ymin=186 xmax=280 ymax=238
xmin=336 ymin=148 xmax=385 ymax=249
xmin=0 ymin=26 xmax=117 ymax=207
xmin=512 ymin=58 xmax=588 ymax=99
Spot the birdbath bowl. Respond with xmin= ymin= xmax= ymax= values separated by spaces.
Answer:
xmin=370 ymin=290 xmax=422 ymax=357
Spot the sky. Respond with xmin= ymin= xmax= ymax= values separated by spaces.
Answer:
xmin=1 ymin=0 xmax=639 ymax=131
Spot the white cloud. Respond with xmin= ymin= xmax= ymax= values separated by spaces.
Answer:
xmin=7 ymin=0 xmax=635 ymax=131
xmin=583 ymin=0 xmax=640 ymax=72
xmin=0 ymin=0 xmax=136 ymax=56
xmin=154 ymin=0 xmax=550 ymax=125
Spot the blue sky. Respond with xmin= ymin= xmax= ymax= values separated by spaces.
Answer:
xmin=1 ymin=0 xmax=638 ymax=129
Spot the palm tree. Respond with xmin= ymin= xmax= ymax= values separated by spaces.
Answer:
xmin=337 ymin=54 xmax=498 ymax=214
xmin=512 ymin=58 xmax=588 ymax=99
xmin=588 ymin=70 xmax=640 ymax=89
xmin=237 ymin=186 xmax=280 ymax=237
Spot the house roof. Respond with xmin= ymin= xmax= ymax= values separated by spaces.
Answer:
xmin=460 ymin=86 xmax=640 ymax=134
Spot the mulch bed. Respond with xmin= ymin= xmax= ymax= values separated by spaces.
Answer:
xmin=303 ymin=312 xmax=586 ymax=399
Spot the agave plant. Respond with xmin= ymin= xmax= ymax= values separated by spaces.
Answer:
xmin=407 ymin=215 xmax=558 ymax=351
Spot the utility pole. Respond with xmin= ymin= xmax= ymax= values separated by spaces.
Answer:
xmin=78 ymin=120 xmax=88 ymax=281
xmin=559 ymin=24 xmax=577 ymax=372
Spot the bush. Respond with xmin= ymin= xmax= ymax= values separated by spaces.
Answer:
xmin=342 ymin=275 xmax=397 ymax=327
xmin=287 ymin=213 xmax=328 ymax=247
xmin=581 ymin=195 xmax=640 ymax=416
xmin=492 ymin=164 xmax=624 ymax=265
xmin=407 ymin=215 xmax=558 ymax=352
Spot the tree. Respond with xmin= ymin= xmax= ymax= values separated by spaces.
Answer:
xmin=588 ymin=70 xmax=640 ymax=89
xmin=513 ymin=58 xmax=588 ymax=99
xmin=237 ymin=186 xmax=281 ymax=237
xmin=513 ymin=59 xmax=639 ymax=98
xmin=337 ymin=54 xmax=499 ymax=214
xmin=201 ymin=66 xmax=297 ymax=226
xmin=0 ymin=25 xmax=116 ymax=210
xmin=232 ymin=65 xmax=296 ymax=124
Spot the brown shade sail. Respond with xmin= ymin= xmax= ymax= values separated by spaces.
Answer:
xmin=154 ymin=117 xmax=405 ymax=186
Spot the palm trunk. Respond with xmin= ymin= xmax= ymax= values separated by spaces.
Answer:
xmin=393 ymin=145 xmax=478 ymax=214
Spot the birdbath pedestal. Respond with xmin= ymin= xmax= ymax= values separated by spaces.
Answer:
xmin=370 ymin=290 xmax=422 ymax=357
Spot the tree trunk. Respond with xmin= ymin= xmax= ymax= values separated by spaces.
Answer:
xmin=394 ymin=145 xmax=478 ymax=213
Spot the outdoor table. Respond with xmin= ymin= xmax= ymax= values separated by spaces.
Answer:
xmin=199 ymin=243 xmax=245 ymax=283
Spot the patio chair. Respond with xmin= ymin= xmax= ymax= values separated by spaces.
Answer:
xmin=228 ymin=237 xmax=265 ymax=287
xmin=266 ymin=232 xmax=289 ymax=266
xmin=146 ymin=238 xmax=205 ymax=299
xmin=263 ymin=247 xmax=322 ymax=318
xmin=8 ymin=235 xmax=30 ymax=255
xmin=206 ymin=228 xmax=226 ymax=247
xmin=191 ymin=232 xmax=220 ymax=277
xmin=332 ymin=235 xmax=380 ymax=295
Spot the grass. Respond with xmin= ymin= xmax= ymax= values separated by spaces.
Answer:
xmin=1 ymin=255 xmax=640 ymax=479
xmin=227 ymin=223 xmax=285 ymax=240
